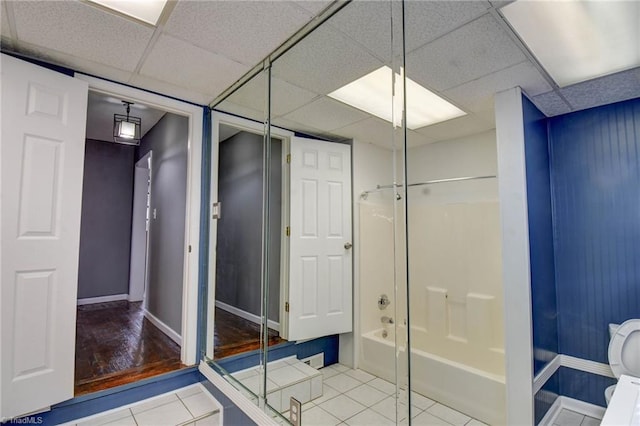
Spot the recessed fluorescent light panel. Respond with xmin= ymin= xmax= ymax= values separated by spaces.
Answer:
xmin=328 ymin=66 xmax=466 ymax=130
xmin=88 ymin=0 xmax=167 ymax=25
xmin=501 ymin=0 xmax=640 ymax=88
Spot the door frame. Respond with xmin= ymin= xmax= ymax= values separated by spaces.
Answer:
xmin=129 ymin=151 xmax=152 ymax=304
xmin=77 ymin=74 xmax=203 ymax=366
xmin=207 ymin=111 xmax=293 ymax=358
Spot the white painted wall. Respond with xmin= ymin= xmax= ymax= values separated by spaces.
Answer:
xmin=406 ymin=130 xmax=499 ymax=204
xmin=346 ymin=140 xmax=394 ymax=367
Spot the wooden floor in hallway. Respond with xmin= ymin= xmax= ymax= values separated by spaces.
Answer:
xmin=213 ymin=307 xmax=285 ymax=360
xmin=75 ymin=301 xmax=184 ymax=396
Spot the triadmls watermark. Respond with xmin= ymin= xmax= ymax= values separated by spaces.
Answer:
xmin=1 ymin=416 xmax=44 ymax=424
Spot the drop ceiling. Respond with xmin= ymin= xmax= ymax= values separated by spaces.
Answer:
xmin=2 ymin=0 xmax=639 ymax=150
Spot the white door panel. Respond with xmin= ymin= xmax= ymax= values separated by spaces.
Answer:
xmin=288 ymin=137 xmax=352 ymax=341
xmin=1 ymin=54 xmax=88 ymax=419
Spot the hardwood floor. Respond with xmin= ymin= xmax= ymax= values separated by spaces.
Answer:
xmin=75 ymin=301 xmax=184 ymax=396
xmin=214 ymin=307 xmax=286 ymax=360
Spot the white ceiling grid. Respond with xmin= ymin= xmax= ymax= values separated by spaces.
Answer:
xmin=0 ymin=0 xmax=638 ymax=148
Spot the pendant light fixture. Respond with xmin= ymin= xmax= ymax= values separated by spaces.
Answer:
xmin=113 ymin=101 xmax=142 ymax=145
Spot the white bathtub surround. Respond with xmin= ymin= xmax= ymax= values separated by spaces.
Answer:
xmin=227 ymin=356 xmax=323 ymax=413
xmin=299 ymin=363 xmax=487 ymax=426
xmin=61 ymin=384 xmax=222 ymax=426
xmin=360 ymin=329 xmax=505 ymax=425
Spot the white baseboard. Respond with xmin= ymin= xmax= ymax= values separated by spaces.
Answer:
xmin=215 ymin=300 xmax=280 ymax=332
xmin=77 ymin=294 xmax=128 ymax=305
xmin=561 ymin=396 xmax=606 ymax=420
xmin=143 ymin=309 xmax=182 ymax=346
xmin=534 ymin=355 xmax=562 ymax=394
xmin=560 ymin=355 xmax=614 ymax=379
xmin=533 ymin=354 xmax=615 ymax=394
xmin=541 ymin=396 xmax=606 ymax=425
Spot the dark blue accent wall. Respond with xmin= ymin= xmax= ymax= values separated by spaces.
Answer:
xmin=523 ymin=95 xmax=559 ymax=375
xmin=558 ymin=367 xmax=617 ymax=408
xmin=549 ymin=97 xmax=640 ymax=364
xmin=534 ymin=370 xmax=559 ymax=424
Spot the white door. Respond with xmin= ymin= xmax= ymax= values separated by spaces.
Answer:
xmin=1 ymin=54 xmax=88 ymax=419
xmin=129 ymin=154 xmax=151 ymax=302
xmin=287 ymin=137 xmax=352 ymax=341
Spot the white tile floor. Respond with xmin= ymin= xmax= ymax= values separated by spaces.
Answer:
xmin=65 ymin=384 xmax=222 ymax=426
xmin=65 ymin=363 xmax=588 ymax=426
xmin=552 ymin=409 xmax=601 ymax=426
xmin=288 ymin=363 xmax=487 ymax=426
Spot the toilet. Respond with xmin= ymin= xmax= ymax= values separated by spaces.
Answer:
xmin=605 ymin=319 xmax=640 ymax=405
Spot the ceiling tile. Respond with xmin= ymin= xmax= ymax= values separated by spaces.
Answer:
xmin=140 ymin=34 xmax=249 ymax=99
xmin=130 ymin=74 xmax=213 ymax=106
xmin=406 ymin=14 xmax=526 ymax=92
xmin=294 ymin=0 xmax=337 ymax=16
xmin=442 ymin=61 xmax=552 ymax=112
xmin=86 ymin=91 xmax=166 ymax=142
xmin=559 ymin=67 xmax=640 ymax=112
xmin=282 ymin=97 xmax=370 ymax=131
xmin=12 ymin=1 xmax=153 ymax=72
xmin=271 ymin=116 xmax=325 ymax=136
xmin=414 ymin=113 xmax=495 ymax=142
xmin=13 ymin=41 xmax=134 ymax=84
xmin=226 ymin=76 xmax=319 ymax=117
xmin=1 ymin=2 xmax=11 ymax=38
xmin=164 ymin=1 xmax=313 ymax=67
xmin=215 ymin=100 xmax=266 ymax=125
xmin=272 ymin=24 xmax=383 ymax=95
xmin=333 ymin=116 xmax=434 ymax=150
xmin=530 ymin=91 xmax=572 ymax=117
xmin=328 ymin=1 xmax=490 ymax=62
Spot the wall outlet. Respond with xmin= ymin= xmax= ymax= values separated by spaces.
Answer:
xmin=289 ymin=397 xmax=301 ymax=426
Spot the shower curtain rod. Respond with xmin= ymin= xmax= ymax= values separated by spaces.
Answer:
xmin=360 ymin=174 xmax=497 ymax=199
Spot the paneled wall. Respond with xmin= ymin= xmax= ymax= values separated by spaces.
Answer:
xmin=526 ymin=96 xmax=640 ymax=414
xmin=523 ymin=96 xmax=559 ymax=375
xmin=550 ymin=97 xmax=640 ymax=366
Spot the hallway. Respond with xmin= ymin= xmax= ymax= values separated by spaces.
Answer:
xmin=75 ymin=301 xmax=184 ymax=395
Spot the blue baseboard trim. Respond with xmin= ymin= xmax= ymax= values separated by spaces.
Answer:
xmin=10 ymin=367 xmax=203 ymax=425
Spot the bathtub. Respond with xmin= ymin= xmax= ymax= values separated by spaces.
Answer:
xmin=360 ymin=328 xmax=506 ymax=425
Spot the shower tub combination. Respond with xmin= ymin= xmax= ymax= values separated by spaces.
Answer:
xmin=360 ymin=327 xmax=505 ymax=425
xmin=357 ymin=199 xmax=506 ymax=425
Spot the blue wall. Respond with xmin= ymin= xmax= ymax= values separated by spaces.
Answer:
xmin=549 ymin=97 xmax=640 ymax=365
xmin=525 ymin=96 xmax=640 ymax=418
xmin=523 ymin=95 xmax=559 ymax=376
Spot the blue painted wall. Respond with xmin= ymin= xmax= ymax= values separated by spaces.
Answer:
xmin=523 ymin=95 xmax=559 ymax=375
xmin=534 ymin=370 xmax=559 ymax=424
xmin=549 ymin=97 xmax=640 ymax=365
xmin=526 ymin=97 xmax=640 ymax=418
xmin=558 ymin=367 xmax=617 ymax=408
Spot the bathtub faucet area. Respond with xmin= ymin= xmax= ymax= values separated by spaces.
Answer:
xmin=381 ymin=316 xmax=394 ymax=324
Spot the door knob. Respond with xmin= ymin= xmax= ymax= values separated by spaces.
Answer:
xmin=344 ymin=242 xmax=353 ymax=250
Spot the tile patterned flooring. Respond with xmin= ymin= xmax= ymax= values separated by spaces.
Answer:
xmin=65 ymin=384 xmax=221 ymax=426
xmin=292 ymin=363 xmax=487 ymax=426
xmin=66 ymin=364 xmax=604 ymax=426
xmin=552 ymin=409 xmax=601 ymax=426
